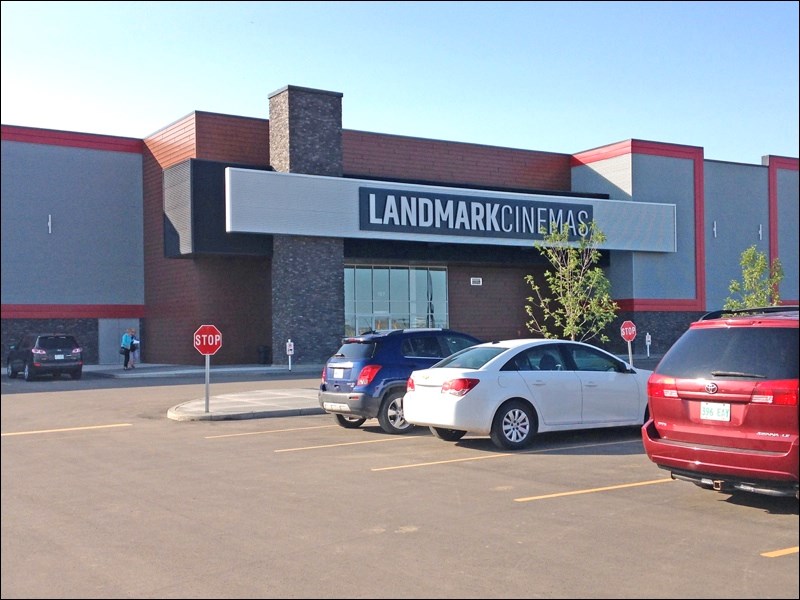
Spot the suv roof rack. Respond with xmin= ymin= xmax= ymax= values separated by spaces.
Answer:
xmin=700 ymin=305 xmax=800 ymax=321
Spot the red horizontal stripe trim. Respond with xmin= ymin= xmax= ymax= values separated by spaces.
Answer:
xmin=571 ymin=139 xmax=704 ymax=166
xmin=1 ymin=125 xmax=143 ymax=154
xmin=615 ymin=299 xmax=704 ymax=312
xmin=766 ymin=156 xmax=799 ymax=171
xmin=1 ymin=304 xmax=145 ymax=319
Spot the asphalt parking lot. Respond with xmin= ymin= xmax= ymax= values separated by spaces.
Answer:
xmin=2 ymin=374 xmax=797 ymax=599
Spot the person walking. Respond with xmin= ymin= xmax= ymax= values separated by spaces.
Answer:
xmin=130 ymin=329 xmax=139 ymax=367
xmin=120 ymin=328 xmax=134 ymax=370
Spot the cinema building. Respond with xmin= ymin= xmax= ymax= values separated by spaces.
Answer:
xmin=1 ymin=85 xmax=798 ymax=366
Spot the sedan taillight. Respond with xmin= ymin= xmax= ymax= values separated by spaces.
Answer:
xmin=441 ymin=378 xmax=480 ymax=396
xmin=407 ymin=377 xmax=415 ymax=391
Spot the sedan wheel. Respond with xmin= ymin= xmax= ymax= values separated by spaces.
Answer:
xmin=490 ymin=399 xmax=537 ymax=450
xmin=378 ymin=391 xmax=414 ymax=434
xmin=334 ymin=414 xmax=366 ymax=429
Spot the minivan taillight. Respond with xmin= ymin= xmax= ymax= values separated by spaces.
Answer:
xmin=321 ymin=367 xmax=327 ymax=384
xmin=357 ymin=365 xmax=382 ymax=386
xmin=751 ymin=380 xmax=799 ymax=406
xmin=647 ymin=374 xmax=679 ymax=399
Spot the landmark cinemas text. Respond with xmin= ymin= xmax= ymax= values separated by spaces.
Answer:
xmin=359 ymin=187 xmax=593 ymax=240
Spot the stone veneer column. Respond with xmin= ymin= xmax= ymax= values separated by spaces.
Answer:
xmin=268 ymin=86 xmax=345 ymax=365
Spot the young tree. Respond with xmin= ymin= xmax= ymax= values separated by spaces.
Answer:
xmin=525 ymin=221 xmax=618 ymax=342
xmin=723 ymin=245 xmax=783 ymax=310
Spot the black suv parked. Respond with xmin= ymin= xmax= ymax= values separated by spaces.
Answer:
xmin=6 ymin=333 xmax=84 ymax=381
xmin=643 ymin=306 xmax=798 ymax=499
xmin=319 ymin=328 xmax=481 ymax=434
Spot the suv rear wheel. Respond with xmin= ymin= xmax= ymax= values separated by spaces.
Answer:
xmin=378 ymin=390 xmax=414 ymax=434
xmin=23 ymin=362 xmax=35 ymax=382
xmin=334 ymin=414 xmax=366 ymax=429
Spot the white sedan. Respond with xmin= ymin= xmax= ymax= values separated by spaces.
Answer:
xmin=403 ymin=338 xmax=652 ymax=450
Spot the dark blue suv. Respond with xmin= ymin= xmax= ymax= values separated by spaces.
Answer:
xmin=319 ymin=329 xmax=481 ymax=434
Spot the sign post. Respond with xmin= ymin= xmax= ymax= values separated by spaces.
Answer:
xmin=286 ymin=339 xmax=295 ymax=371
xmin=194 ymin=324 xmax=223 ymax=413
xmin=620 ymin=320 xmax=637 ymax=366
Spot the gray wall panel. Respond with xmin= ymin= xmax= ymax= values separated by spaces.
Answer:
xmin=1 ymin=141 xmax=143 ymax=304
xmin=777 ymin=168 xmax=799 ymax=300
xmin=631 ymin=154 xmax=696 ymax=300
xmin=704 ymin=161 xmax=768 ymax=309
xmin=571 ymin=155 xmax=633 ymax=200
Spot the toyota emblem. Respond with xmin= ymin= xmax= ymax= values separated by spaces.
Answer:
xmin=705 ymin=382 xmax=719 ymax=394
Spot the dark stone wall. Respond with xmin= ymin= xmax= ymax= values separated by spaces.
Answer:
xmin=268 ymin=85 xmax=343 ymax=177
xmin=267 ymin=86 xmax=346 ymax=365
xmin=271 ymin=236 xmax=344 ymax=365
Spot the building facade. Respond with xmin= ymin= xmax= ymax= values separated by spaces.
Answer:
xmin=2 ymin=85 xmax=798 ymax=366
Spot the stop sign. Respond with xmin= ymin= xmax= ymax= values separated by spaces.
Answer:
xmin=194 ymin=324 xmax=222 ymax=355
xmin=620 ymin=320 xmax=637 ymax=342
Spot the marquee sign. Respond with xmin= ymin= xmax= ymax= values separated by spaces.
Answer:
xmin=359 ymin=187 xmax=593 ymax=241
xmin=224 ymin=168 xmax=677 ymax=253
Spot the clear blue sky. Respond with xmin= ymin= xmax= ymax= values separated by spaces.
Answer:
xmin=2 ymin=1 xmax=798 ymax=164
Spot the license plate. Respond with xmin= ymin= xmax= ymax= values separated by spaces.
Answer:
xmin=333 ymin=368 xmax=344 ymax=378
xmin=55 ymin=354 xmax=65 ymax=360
xmin=323 ymin=402 xmax=349 ymax=412
xmin=700 ymin=401 xmax=730 ymax=422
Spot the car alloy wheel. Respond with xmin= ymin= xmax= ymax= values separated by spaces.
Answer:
xmin=378 ymin=391 xmax=414 ymax=434
xmin=491 ymin=399 xmax=536 ymax=450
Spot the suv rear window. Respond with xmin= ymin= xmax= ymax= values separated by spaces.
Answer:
xmin=38 ymin=336 xmax=79 ymax=350
xmin=655 ymin=327 xmax=798 ymax=380
xmin=335 ymin=340 xmax=377 ymax=360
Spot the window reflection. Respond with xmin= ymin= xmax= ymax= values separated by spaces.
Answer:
xmin=344 ymin=266 xmax=448 ymax=335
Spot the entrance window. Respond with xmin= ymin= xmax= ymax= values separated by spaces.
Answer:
xmin=344 ymin=266 xmax=448 ymax=336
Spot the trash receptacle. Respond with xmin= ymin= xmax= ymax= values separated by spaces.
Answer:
xmin=257 ymin=345 xmax=271 ymax=364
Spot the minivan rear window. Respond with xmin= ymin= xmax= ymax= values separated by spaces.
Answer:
xmin=656 ymin=327 xmax=798 ymax=380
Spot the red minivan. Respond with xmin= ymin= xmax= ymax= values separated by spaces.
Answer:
xmin=642 ymin=306 xmax=799 ymax=499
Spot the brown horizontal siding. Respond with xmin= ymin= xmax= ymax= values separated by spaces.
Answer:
xmin=141 ymin=112 xmax=273 ymax=364
xmin=195 ymin=112 xmax=270 ymax=165
xmin=145 ymin=114 xmax=198 ymax=168
xmin=343 ymin=130 xmax=572 ymax=191
xmin=142 ymin=114 xmax=201 ymax=364
xmin=447 ymin=265 xmax=536 ymax=342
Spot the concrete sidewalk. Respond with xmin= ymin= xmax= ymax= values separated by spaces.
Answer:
xmin=83 ymin=363 xmax=327 ymax=422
